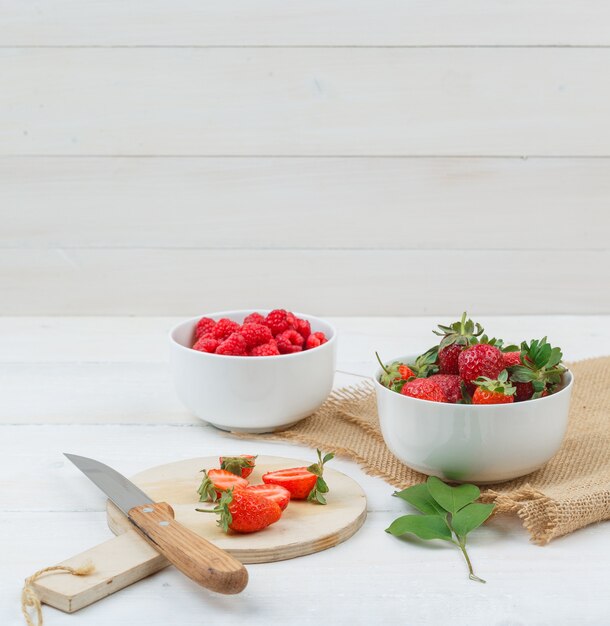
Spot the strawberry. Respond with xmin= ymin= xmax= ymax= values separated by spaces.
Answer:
xmin=433 ymin=312 xmax=484 ymax=374
xmin=400 ymin=378 xmax=448 ymax=403
xmin=458 ymin=344 xmax=505 ymax=387
xmin=428 ymin=374 xmax=462 ymax=403
xmin=263 ymin=449 xmax=334 ymax=504
xmin=197 ymin=469 xmax=249 ymax=502
xmin=241 ymin=323 xmax=273 ymax=350
xmin=212 ymin=318 xmax=241 ymax=341
xmin=216 ymin=332 xmax=247 ymax=356
xmin=219 ymin=454 xmax=257 ymax=479
xmin=437 ymin=344 xmax=463 ymax=376
xmin=502 ymin=351 xmax=522 ymax=368
xmin=198 ymin=488 xmax=282 ymax=534
xmin=243 ymin=312 xmax=266 ymax=325
xmin=276 ymin=329 xmax=304 ymax=354
xmin=305 ymin=332 xmax=328 ymax=349
xmin=472 ymin=371 xmax=516 ymax=404
xmin=192 ymin=334 xmax=219 ymax=353
xmin=250 ymin=340 xmax=280 ymax=356
xmin=506 ymin=338 xmax=566 ymax=400
xmin=265 ymin=309 xmax=296 ymax=336
xmin=246 ymin=484 xmax=291 ymax=511
xmin=195 ymin=317 xmax=216 ymax=340
xmin=376 ymin=352 xmax=416 ymax=392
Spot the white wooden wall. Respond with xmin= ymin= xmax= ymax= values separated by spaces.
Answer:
xmin=2 ymin=1 xmax=610 ymax=315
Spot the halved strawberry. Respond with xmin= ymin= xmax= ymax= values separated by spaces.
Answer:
xmin=262 ymin=450 xmax=334 ymax=504
xmin=197 ymin=469 xmax=248 ymax=502
xmin=197 ymin=488 xmax=282 ymax=534
xmin=219 ymin=454 xmax=257 ymax=479
xmin=246 ymin=484 xmax=291 ymax=511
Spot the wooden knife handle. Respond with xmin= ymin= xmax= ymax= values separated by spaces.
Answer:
xmin=128 ymin=502 xmax=248 ymax=594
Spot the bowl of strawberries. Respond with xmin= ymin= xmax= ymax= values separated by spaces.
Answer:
xmin=170 ymin=309 xmax=336 ymax=433
xmin=374 ymin=314 xmax=573 ymax=484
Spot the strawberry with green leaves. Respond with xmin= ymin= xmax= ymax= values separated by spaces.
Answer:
xmin=262 ymin=449 xmax=334 ymax=504
xmin=507 ymin=337 xmax=566 ymax=401
xmin=197 ymin=469 xmax=248 ymax=502
xmin=197 ymin=487 xmax=282 ymax=533
xmin=472 ymin=370 xmax=516 ymax=404
xmin=433 ymin=312 xmax=484 ymax=374
xmin=376 ymin=352 xmax=415 ymax=391
xmin=219 ymin=454 xmax=257 ymax=479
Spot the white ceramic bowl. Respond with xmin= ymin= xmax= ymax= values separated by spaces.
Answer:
xmin=169 ymin=310 xmax=337 ymax=433
xmin=375 ymin=354 xmax=573 ymax=484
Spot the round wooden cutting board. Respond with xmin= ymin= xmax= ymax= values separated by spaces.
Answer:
xmin=106 ymin=455 xmax=367 ymax=564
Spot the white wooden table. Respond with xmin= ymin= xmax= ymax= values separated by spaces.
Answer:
xmin=3 ymin=316 xmax=610 ymax=626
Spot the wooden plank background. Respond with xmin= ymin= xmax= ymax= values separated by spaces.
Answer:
xmin=1 ymin=1 xmax=609 ymax=315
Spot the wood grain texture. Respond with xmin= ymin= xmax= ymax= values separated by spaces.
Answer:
xmin=4 ymin=0 xmax=610 ymax=46
xmin=2 ymin=156 xmax=609 ymax=250
xmin=1 ymin=248 xmax=609 ymax=315
xmin=3 ymin=48 xmax=610 ymax=156
xmin=127 ymin=502 xmax=248 ymax=595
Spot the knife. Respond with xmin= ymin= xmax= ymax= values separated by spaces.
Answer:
xmin=64 ymin=453 xmax=248 ymax=595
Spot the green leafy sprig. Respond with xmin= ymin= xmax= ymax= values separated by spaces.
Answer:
xmin=386 ymin=476 xmax=495 ymax=583
xmin=307 ymin=449 xmax=335 ymax=504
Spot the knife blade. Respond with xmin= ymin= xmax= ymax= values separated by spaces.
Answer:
xmin=64 ymin=453 xmax=248 ymax=595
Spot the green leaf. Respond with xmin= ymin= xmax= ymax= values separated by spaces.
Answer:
xmin=427 ymin=476 xmax=480 ymax=514
xmin=393 ymin=483 xmax=446 ymax=516
xmin=385 ymin=514 xmax=453 ymax=541
xmin=451 ymin=503 xmax=495 ymax=537
xmin=508 ymin=365 xmax=535 ymax=383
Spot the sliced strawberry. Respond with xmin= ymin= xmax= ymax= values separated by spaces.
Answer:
xmin=197 ymin=488 xmax=282 ymax=534
xmin=246 ymin=484 xmax=291 ymax=511
xmin=262 ymin=467 xmax=317 ymax=500
xmin=262 ymin=450 xmax=334 ymax=503
xmin=219 ymin=454 xmax=257 ymax=479
xmin=197 ymin=469 xmax=248 ymax=502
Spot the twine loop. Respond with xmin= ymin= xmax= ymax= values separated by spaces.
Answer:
xmin=22 ymin=563 xmax=94 ymax=626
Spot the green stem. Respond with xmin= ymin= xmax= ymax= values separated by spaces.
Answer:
xmin=375 ymin=351 xmax=391 ymax=375
xmin=457 ymin=537 xmax=486 ymax=584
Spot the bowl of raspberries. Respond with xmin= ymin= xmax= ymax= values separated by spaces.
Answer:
xmin=170 ymin=309 xmax=336 ymax=433
xmin=374 ymin=313 xmax=573 ymax=483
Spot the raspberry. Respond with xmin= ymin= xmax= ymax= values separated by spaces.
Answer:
xmin=241 ymin=323 xmax=273 ymax=349
xmin=195 ymin=317 xmax=216 ymax=340
xmin=265 ymin=309 xmax=296 ymax=336
xmin=216 ymin=332 xmax=247 ymax=356
xmin=213 ymin=318 xmax=241 ymax=340
xmin=305 ymin=332 xmax=328 ymax=350
xmin=293 ymin=317 xmax=311 ymax=341
xmin=192 ymin=334 xmax=219 ymax=353
xmin=276 ymin=329 xmax=304 ymax=354
xmin=243 ymin=312 xmax=266 ymax=325
xmin=250 ymin=340 xmax=280 ymax=356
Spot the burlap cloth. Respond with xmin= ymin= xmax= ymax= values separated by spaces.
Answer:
xmin=233 ymin=357 xmax=610 ymax=544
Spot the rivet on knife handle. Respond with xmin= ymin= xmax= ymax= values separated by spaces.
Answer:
xmin=128 ymin=502 xmax=248 ymax=594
